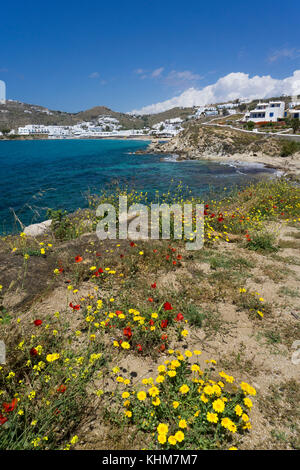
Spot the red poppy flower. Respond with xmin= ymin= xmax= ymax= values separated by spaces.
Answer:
xmin=115 ymin=310 xmax=122 ymax=316
xmin=123 ymin=326 xmax=132 ymax=339
xmin=98 ymin=268 xmax=104 ymax=273
xmin=34 ymin=319 xmax=42 ymax=326
xmin=2 ymin=398 xmax=17 ymax=413
xmin=163 ymin=302 xmax=173 ymax=311
xmin=175 ymin=313 xmax=184 ymax=321
xmin=30 ymin=347 xmax=38 ymax=357
xmin=161 ymin=334 xmax=168 ymax=341
xmin=218 ymin=217 xmax=224 ymax=222
xmin=153 ymin=249 xmax=158 ymax=253
xmin=159 ymin=344 xmax=166 ymax=352
xmin=204 ymin=210 xmax=208 ymax=216
xmin=172 ymin=261 xmax=177 ymax=265
xmin=161 ymin=319 xmax=168 ymax=329
xmin=0 ymin=414 xmax=8 ymax=426
xmin=149 ymin=319 xmax=154 ymax=326
xmin=148 ymin=297 xmax=153 ymax=302
xmin=166 ymin=255 xmax=170 ymax=260
xmin=120 ymin=254 xmax=124 ymax=258
xmin=57 ymin=385 xmax=67 ymax=393
xmin=205 ymin=204 xmax=209 ymax=209
xmin=130 ymin=241 xmax=135 ymax=247
xmin=210 ymin=213 xmax=215 ymax=218
xmin=177 ymin=255 xmax=182 ymax=260
xmin=151 ymin=283 xmax=157 ymax=289
xmin=59 ymin=268 xmax=64 ymax=273
xmin=74 ymin=255 xmax=83 ymax=263
xmin=69 ymin=302 xmax=80 ymax=310
xmin=137 ymin=344 xmax=143 ymax=352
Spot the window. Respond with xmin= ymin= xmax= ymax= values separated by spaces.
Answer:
xmin=269 ymin=112 xmax=274 ymax=117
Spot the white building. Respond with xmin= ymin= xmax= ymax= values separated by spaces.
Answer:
xmin=288 ymin=109 xmax=300 ymax=120
xmin=0 ymin=80 xmax=6 ymax=104
xmin=289 ymin=101 xmax=300 ymax=109
xmin=205 ymin=109 xmax=218 ymax=116
xmin=18 ymin=124 xmax=50 ymax=135
xmin=217 ymin=103 xmax=239 ymax=110
xmin=245 ymin=101 xmax=285 ymax=123
xmin=151 ymin=119 xmax=183 ymax=136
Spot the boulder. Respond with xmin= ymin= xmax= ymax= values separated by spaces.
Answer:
xmin=24 ymin=219 xmax=52 ymax=237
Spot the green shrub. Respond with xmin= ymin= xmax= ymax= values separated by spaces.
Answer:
xmin=280 ymin=140 xmax=300 ymax=157
xmin=185 ymin=304 xmax=206 ymax=327
xmin=247 ymin=232 xmax=278 ymax=253
xmin=47 ymin=209 xmax=73 ymax=240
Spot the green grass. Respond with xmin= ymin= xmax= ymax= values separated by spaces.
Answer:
xmin=247 ymin=232 xmax=278 ymax=253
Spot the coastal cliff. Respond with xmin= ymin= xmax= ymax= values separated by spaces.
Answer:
xmin=146 ymin=124 xmax=300 ymax=177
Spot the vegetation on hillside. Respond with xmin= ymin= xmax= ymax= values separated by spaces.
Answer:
xmin=0 ymin=178 xmax=300 ymax=450
xmin=0 ymin=100 xmax=194 ymax=132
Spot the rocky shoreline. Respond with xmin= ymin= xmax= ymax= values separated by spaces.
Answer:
xmin=136 ymin=124 xmax=300 ymax=179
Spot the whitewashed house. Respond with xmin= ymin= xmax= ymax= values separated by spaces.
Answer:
xmin=217 ymin=103 xmax=239 ymax=110
xmin=288 ymin=109 xmax=300 ymax=120
xmin=204 ymin=107 xmax=218 ymax=116
xmin=18 ymin=124 xmax=50 ymax=135
xmin=245 ymin=101 xmax=285 ymax=123
xmin=288 ymin=101 xmax=300 ymax=109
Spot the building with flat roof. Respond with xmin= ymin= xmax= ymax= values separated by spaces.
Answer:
xmin=288 ymin=109 xmax=300 ymax=120
xmin=244 ymin=101 xmax=285 ymax=123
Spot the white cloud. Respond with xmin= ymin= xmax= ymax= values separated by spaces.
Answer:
xmin=167 ymin=70 xmax=202 ymax=81
xmin=151 ymin=67 xmax=164 ymax=77
xmin=130 ymin=70 xmax=300 ymax=114
xmin=89 ymin=72 xmax=100 ymax=79
xmin=134 ymin=68 xmax=145 ymax=75
xmin=268 ymin=48 xmax=300 ymax=63
xmin=163 ymin=70 xmax=202 ymax=87
xmin=134 ymin=67 xmax=164 ymax=79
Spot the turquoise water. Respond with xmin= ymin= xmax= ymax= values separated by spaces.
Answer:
xmin=0 ymin=139 xmax=275 ymax=234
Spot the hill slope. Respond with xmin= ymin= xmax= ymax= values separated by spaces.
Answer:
xmin=0 ymin=100 xmax=195 ymax=131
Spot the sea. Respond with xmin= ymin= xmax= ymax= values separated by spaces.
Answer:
xmin=0 ymin=139 xmax=276 ymax=234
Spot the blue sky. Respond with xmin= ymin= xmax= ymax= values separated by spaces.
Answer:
xmin=1 ymin=0 xmax=299 ymax=113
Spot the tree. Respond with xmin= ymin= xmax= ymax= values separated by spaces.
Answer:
xmin=291 ymin=119 xmax=300 ymax=134
xmin=238 ymin=103 xmax=247 ymax=112
xmin=246 ymin=121 xmax=255 ymax=131
xmin=0 ymin=128 xmax=10 ymax=135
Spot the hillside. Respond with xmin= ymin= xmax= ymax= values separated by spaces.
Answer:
xmin=147 ymin=122 xmax=300 ymax=176
xmin=0 ymin=178 xmax=300 ymax=450
xmin=0 ymin=100 xmax=195 ymax=132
